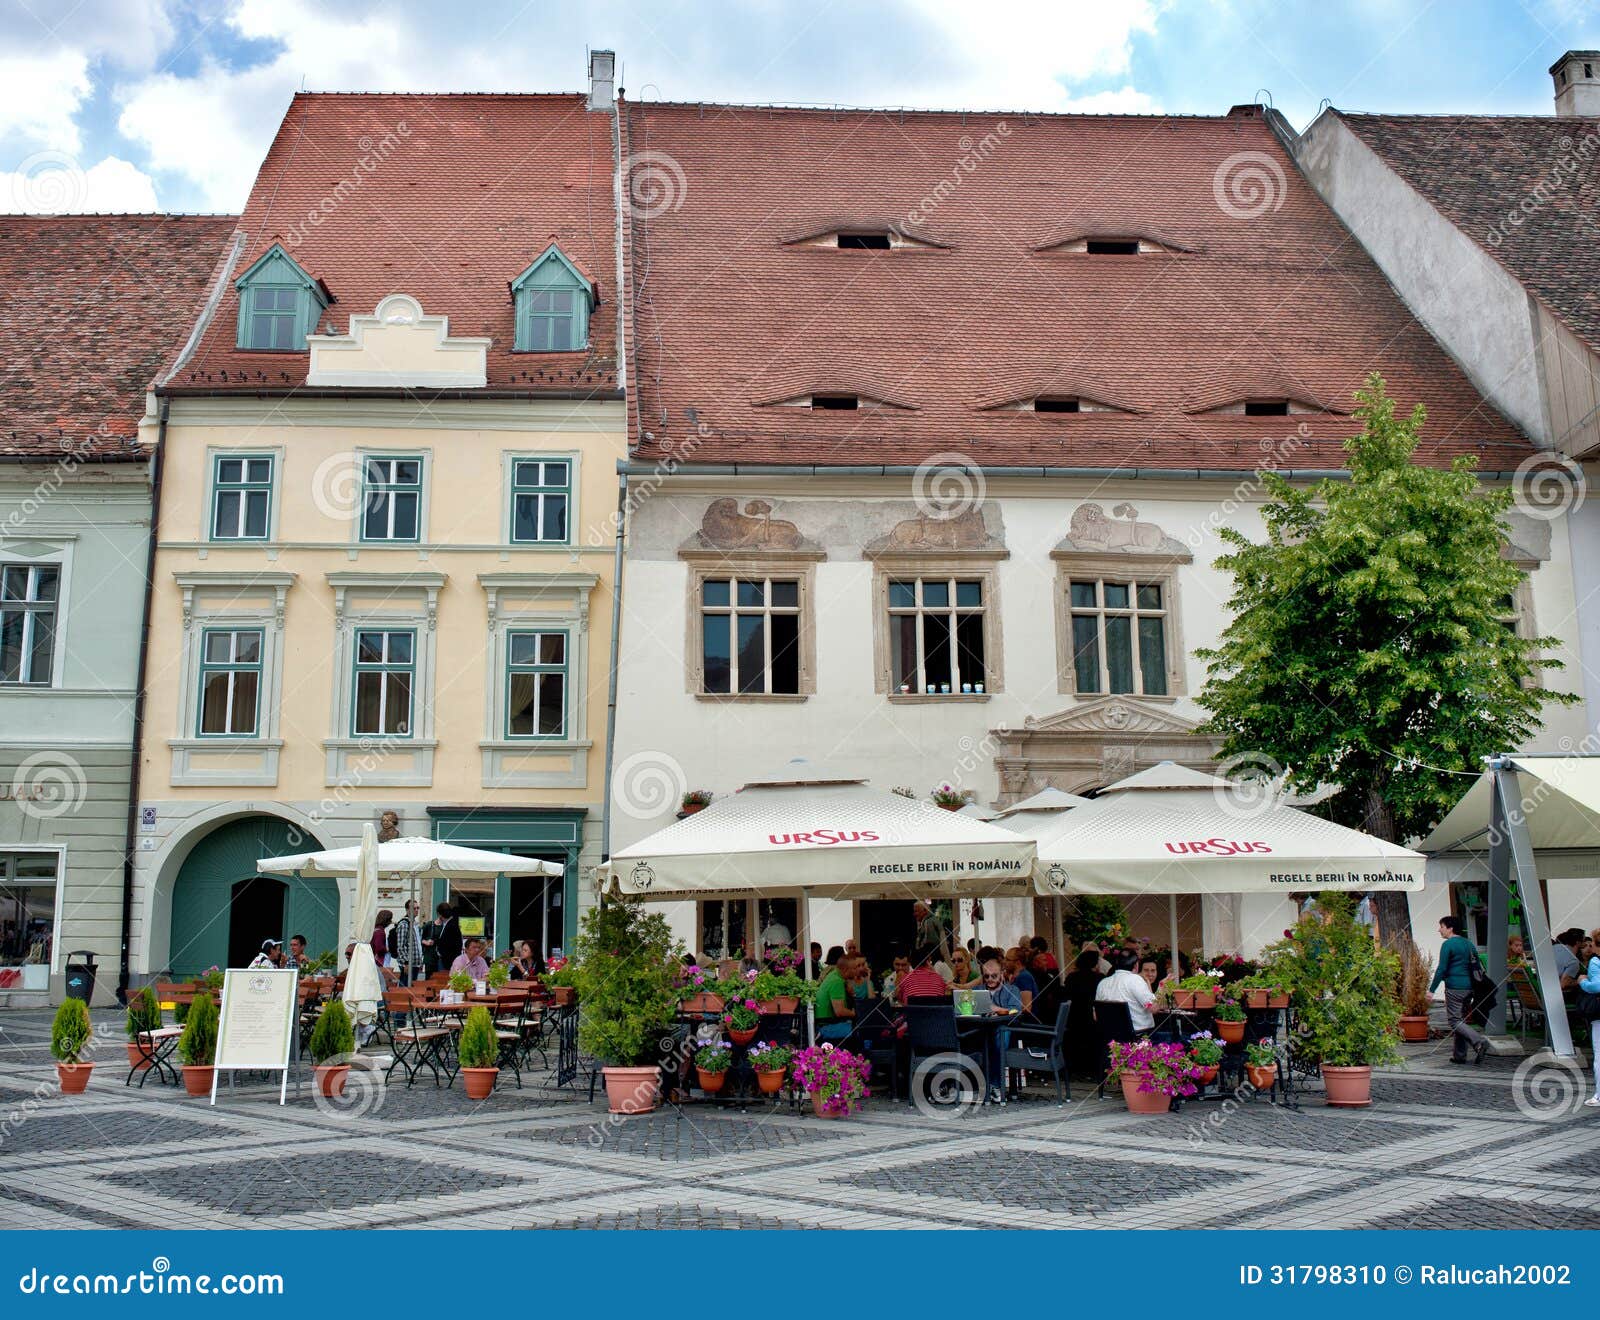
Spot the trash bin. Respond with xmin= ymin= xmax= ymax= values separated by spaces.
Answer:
xmin=64 ymin=951 xmax=98 ymax=1003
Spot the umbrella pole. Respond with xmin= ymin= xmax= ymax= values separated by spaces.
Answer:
xmin=1168 ymin=894 xmax=1181 ymax=988
xmin=801 ymin=889 xmax=815 ymax=1047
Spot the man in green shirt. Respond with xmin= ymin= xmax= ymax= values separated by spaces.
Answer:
xmin=816 ymin=955 xmax=862 ymax=1042
xmin=1430 ymin=915 xmax=1488 ymax=1065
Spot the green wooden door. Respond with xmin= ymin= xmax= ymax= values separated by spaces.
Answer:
xmin=168 ymin=817 xmax=337 ymax=976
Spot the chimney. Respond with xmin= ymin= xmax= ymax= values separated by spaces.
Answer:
xmin=1550 ymin=50 xmax=1600 ymax=117
xmin=588 ymin=49 xmax=616 ymax=112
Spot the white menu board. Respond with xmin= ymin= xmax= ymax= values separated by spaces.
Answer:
xmin=214 ymin=968 xmax=299 ymax=1104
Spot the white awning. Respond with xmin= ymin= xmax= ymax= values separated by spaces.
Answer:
xmin=257 ymin=836 xmax=562 ymax=879
xmin=599 ymin=769 xmax=1035 ymax=899
xmin=994 ymin=787 xmax=1094 ymax=819
xmin=1030 ymin=762 xmax=1424 ymax=896
xmin=1419 ymin=755 xmax=1600 ymax=854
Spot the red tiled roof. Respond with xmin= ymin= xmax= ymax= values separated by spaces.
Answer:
xmin=0 ymin=214 xmax=235 ymax=460
xmin=624 ymin=103 xmax=1531 ymax=472
xmin=1338 ymin=112 xmax=1600 ymax=356
xmin=170 ymin=93 xmax=619 ymax=396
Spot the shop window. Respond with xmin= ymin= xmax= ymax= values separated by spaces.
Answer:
xmin=0 ymin=852 xmax=58 ymax=972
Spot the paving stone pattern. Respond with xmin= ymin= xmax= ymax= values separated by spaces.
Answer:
xmin=3 ymin=1010 xmax=1596 ymax=1231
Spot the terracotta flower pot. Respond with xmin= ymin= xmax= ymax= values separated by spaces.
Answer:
xmin=697 ymin=1068 xmax=728 ymax=1093
xmin=681 ymin=993 xmax=724 ymax=1015
xmin=551 ymin=986 xmax=575 ymax=1006
xmin=1245 ymin=1063 xmax=1278 ymax=1091
xmin=1193 ymin=992 xmax=1217 ymax=1010
xmin=602 ymin=1064 xmax=661 ymax=1115
xmin=1194 ymin=1065 xmax=1219 ymax=1085
xmin=314 ymin=1064 xmax=350 ymax=1098
xmin=1172 ymin=990 xmax=1196 ymax=1009
xmin=728 ymin=1025 xmax=759 ymax=1047
xmin=811 ymin=1091 xmax=845 ymax=1118
xmin=1322 ymin=1065 xmax=1372 ymax=1108
xmin=125 ymin=1043 xmax=152 ymax=1072
xmin=181 ymin=1065 xmax=213 ymax=1097
xmin=773 ymin=996 xmax=799 ymax=1013
xmin=1244 ymin=989 xmax=1268 ymax=1009
xmin=681 ymin=802 xmax=707 ymax=815
xmin=461 ymin=1067 xmax=498 ymax=1100
xmin=1119 ymin=1076 xmax=1171 ymax=1114
xmin=1217 ymin=1019 xmax=1245 ymax=1043
xmin=56 ymin=1062 xmax=94 ymax=1095
xmin=757 ymin=1068 xmax=786 ymax=1095
xmin=1266 ymin=993 xmax=1290 ymax=1009
xmin=1398 ymin=1015 xmax=1430 ymax=1042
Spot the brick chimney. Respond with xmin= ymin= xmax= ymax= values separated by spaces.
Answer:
xmin=1551 ymin=50 xmax=1600 ymax=117
xmin=588 ymin=49 xmax=616 ymax=112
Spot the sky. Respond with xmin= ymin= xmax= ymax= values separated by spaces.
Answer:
xmin=1 ymin=0 xmax=1596 ymax=214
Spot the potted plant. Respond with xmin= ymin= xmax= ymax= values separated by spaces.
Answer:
xmin=309 ymin=999 xmax=355 ymax=1098
xmin=199 ymin=965 xmax=224 ymax=993
xmin=51 ymin=998 xmax=94 ymax=1094
xmin=1187 ymin=1031 xmax=1224 ymax=1085
xmin=693 ymin=1041 xmax=733 ymax=1094
xmin=677 ymin=962 xmax=725 ymax=1015
xmin=124 ymin=985 xmax=162 ymax=1072
xmin=1396 ymin=938 xmax=1434 ymax=1042
xmin=1171 ymin=971 xmax=1223 ymax=1010
xmin=930 ymin=783 xmax=967 ymax=810
xmin=1213 ymin=996 xmax=1247 ymax=1043
xmin=792 ymin=1043 xmax=870 ymax=1117
xmin=446 ymin=971 xmax=473 ymax=1003
xmin=680 ymin=789 xmax=713 ymax=815
xmin=456 ymin=1005 xmax=500 ymax=1099
xmin=1107 ymin=1039 xmax=1203 ymax=1114
xmin=1244 ymin=1042 xmax=1279 ymax=1092
xmin=544 ymin=955 xmax=576 ymax=1005
xmin=486 ymin=960 xmax=511 ymax=990
xmin=748 ymin=1040 xmax=792 ymax=1094
xmin=721 ymin=997 xmax=761 ymax=1046
xmin=177 ymin=990 xmax=218 ymax=1097
xmin=574 ymin=898 xmax=683 ymax=1115
xmin=1260 ymin=893 xmax=1400 ymax=1107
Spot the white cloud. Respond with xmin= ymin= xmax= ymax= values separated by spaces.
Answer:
xmin=0 ymin=50 xmax=91 ymax=153
xmin=0 ymin=154 xmax=160 ymax=213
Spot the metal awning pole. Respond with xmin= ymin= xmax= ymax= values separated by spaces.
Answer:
xmin=801 ymin=889 xmax=815 ymax=1047
xmin=1168 ymin=895 xmax=1181 ymax=989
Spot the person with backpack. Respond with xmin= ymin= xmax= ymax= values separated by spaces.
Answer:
xmin=1580 ymin=929 xmax=1600 ymax=1110
xmin=1431 ymin=915 xmax=1489 ymax=1065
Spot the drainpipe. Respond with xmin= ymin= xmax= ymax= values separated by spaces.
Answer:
xmin=600 ymin=469 xmax=628 ymax=872
xmin=117 ymin=398 xmax=167 ymax=1006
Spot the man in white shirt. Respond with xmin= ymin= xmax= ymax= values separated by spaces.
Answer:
xmin=1095 ymin=952 xmax=1158 ymax=1031
xmin=248 ymin=939 xmax=284 ymax=970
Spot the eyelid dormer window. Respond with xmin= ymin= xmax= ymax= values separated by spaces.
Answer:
xmin=234 ymin=245 xmax=331 ymax=352
xmin=511 ymin=244 xmax=595 ymax=352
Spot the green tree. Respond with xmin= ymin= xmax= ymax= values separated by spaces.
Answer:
xmin=1197 ymin=375 xmax=1575 ymax=944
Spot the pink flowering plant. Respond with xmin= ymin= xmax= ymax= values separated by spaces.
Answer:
xmin=693 ymin=1041 xmax=732 ymax=1073
xmin=1187 ymin=1031 xmax=1224 ymax=1067
xmin=930 ymin=783 xmax=968 ymax=808
xmin=1107 ymin=1039 xmax=1206 ymax=1098
xmin=792 ymin=1043 xmax=871 ymax=1116
xmin=722 ymin=998 xmax=761 ymax=1031
xmin=747 ymin=1041 xmax=792 ymax=1071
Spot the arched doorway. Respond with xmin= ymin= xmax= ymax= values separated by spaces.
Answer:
xmin=168 ymin=816 xmax=338 ymax=976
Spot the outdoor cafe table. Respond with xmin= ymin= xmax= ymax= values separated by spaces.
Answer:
xmin=953 ymin=1009 xmax=1023 ymax=1097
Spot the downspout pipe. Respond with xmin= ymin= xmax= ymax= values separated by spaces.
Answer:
xmin=117 ymin=398 xmax=167 ymax=1006
xmin=601 ymin=470 xmax=628 ymax=867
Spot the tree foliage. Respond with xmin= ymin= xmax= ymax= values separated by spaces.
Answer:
xmin=1198 ymin=375 xmax=1574 ymax=853
xmin=574 ymin=898 xmax=683 ymax=1067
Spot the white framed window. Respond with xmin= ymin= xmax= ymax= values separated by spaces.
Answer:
xmin=0 ymin=851 xmax=60 ymax=972
xmin=887 ymin=575 xmax=988 ymax=695
xmin=210 ymin=454 xmax=275 ymax=541
xmin=360 ymin=456 xmax=423 ymax=542
xmin=0 ymin=564 xmax=59 ymax=685
xmin=197 ymin=628 xmax=262 ymax=735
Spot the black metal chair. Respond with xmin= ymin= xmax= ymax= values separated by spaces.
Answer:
xmin=903 ymin=1003 xmax=984 ymax=1108
xmin=1003 ymin=1001 xmax=1072 ymax=1104
xmin=848 ymin=997 xmax=902 ymax=1100
xmin=1093 ymin=1000 xmax=1137 ymax=1097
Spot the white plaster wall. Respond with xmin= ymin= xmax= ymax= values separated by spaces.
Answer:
xmin=1293 ymin=113 xmax=1548 ymax=444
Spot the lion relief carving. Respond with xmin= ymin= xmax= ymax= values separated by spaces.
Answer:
xmin=694 ymin=498 xmax=806 ymax=550
xmin=1060 ymin=502 xmax=1188 ymax=556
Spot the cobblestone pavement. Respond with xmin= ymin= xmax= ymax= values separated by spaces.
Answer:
xmin=3 ymin=1010 xmax=1597 ymax=1231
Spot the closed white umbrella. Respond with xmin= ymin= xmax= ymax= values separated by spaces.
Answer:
xmin=341 ymin=825 xmax=386 ymax=1030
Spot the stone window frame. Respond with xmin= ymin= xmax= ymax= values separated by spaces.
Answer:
xmin=680 ymin=549 xmax=824 ymax=702
xmin=867 ymin=548 xmax=1007 ymax=701
xmin=1051 ymin=550 xmax=1190 ymax=699
xmin=170 ymin=570 xmax=295 ymax=786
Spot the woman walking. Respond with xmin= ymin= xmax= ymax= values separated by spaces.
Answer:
xmin=1430 ymin=915 xmax=1489 ymax=1065
xmin=1581 ymin=929 xmax=1600 ymax=1109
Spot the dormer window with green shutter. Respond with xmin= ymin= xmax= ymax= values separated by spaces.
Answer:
xmin=511 ymin=245 xmax=593 ymax=352
xmin=234 ymin=244 xmax=331 ymax=351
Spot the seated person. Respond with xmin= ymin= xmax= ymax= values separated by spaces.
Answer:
xmin=1028 ymin=936 xmax=1060 ymax=978
xmin=1095 ymin=951 xmax=1157 ymax=1032
xmin=947 ymin=947 xmax=981 ymax=990
xmin=815 ymin=955 xmax=863 ymax=1042
xmin=975 ymin=958 xmax=1024 ymax=1102
xmin=1553 ymin=929 xmax=1584 ymax=999
xmin=894 ymin=945 xmax=950 ymax=1005
xmin=1003 ymin=946 xmax=1037 ymax=1014
xmin=880 ymin=954 xmax=911 ymax=999
xmin=507 ymin=939 xmax=543 ymax=980
xmin=450 ymin=937 xmax=491 ymax=981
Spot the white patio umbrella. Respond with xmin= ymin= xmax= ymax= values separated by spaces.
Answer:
xmin=1029 ymin=761 xmax=1424 ymax=968
xmin=995 ymin=786 xmax=1094 ymax=821
xmin=341 ymin=824 xmax=386 ymax=1030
